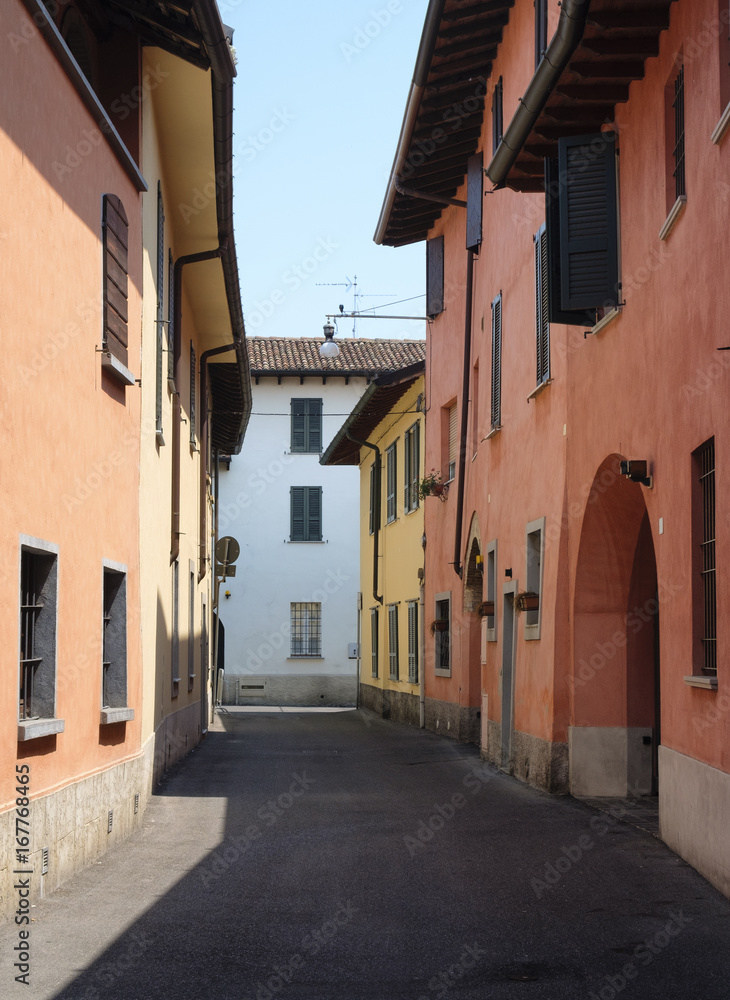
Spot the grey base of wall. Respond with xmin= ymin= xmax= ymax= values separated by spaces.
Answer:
xmin=359 ymin=683 xmax=420 ymax=727
xmin=424 ymin=696 xmax=480 ymax=745
xmin=222 ymin=673 xmax=357 ymax=707
xmin=481 ymin=719 xmax=569 ymax=794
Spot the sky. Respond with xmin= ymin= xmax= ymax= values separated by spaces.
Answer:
xmin=219 ymin=0 xmax=430 ymax=344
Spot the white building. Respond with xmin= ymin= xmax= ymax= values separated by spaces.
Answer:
xmin=219 ymin=337 xmax=425 ymax=706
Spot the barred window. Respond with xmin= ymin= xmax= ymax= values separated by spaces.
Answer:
xmin=291 ymin=603 xmax=322 ymax=657
xmin=694 ymin=439 xmax=716 ymax=675
xmin=435 ymin=596 xmax=450 ymax=673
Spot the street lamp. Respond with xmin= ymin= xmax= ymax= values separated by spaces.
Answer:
xmin=319 ymin=322 xmax=340 ymax=358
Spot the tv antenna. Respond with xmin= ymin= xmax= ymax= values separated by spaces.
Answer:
xmin=316 ymin=275 xmax=394 ymax=336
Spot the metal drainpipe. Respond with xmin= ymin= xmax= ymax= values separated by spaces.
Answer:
xmin=453 ymin=249 xmax=475 ymax=578
xmin=199 ymin=343 xmax=236 ymax=581
xmin=345 ymin=429 xmax=383 ymax=605
xmin=171 ymin=247 xmax=224 ymax=565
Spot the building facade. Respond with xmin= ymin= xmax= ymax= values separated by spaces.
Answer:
xmin=322 ymin=364 xmax=426 ymax=727
xmin=376 ymin=0 xmax=730 ymax=898
xmin=219 ymin=338 xmax=425 ymax=707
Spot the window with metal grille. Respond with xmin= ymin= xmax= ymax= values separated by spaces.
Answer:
xmin=407 ymin=601 xmax=418 ymax=684
xmin=370 ymin=608 xmax=379 ymax=678
xmin=448 ymin=404 xmax=457 ymax=480
xmin=535 ymin=0 xmax=548 ymax=69
xmin=435 ymin=596 xmax=450 ymax=673
xmin=102 ymin=567 xmax=127 ymax=708
xmin=694 ymin=439 xmax=716 ymax=675
xmin=492 ymin=77 xmax=503 ymax=153
xmin=291 ymin=603 xmax=322 ymax=657
xmin=290 ymin=486 xmax=323 ymax=541
xmin=291 ymin=398 xmax=323 ymax=453
xmin=189 ymin=343 xmax=197 ymax=449
xmin=156 ymin=181 xmax=165 ymax=437
xmin=386 ymin=442 xmax=397 ymax=523
xmin=404 ymin=422 xmax=420 ymax=513
xmin=672 ymin=65 xmax=686 ymax=201
xmin=388 ymin=604 xmax=399 ymax=680
xmin=534 ymin=225 xmax=550 ymax=386
xmin=491 ymin=293 xmax=502 ymax=430
xmin=19 ymin=547 xmax=58 ymax=722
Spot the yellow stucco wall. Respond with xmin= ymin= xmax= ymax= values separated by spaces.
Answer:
xmin=359 ymin=378 xmax=425 ymax=698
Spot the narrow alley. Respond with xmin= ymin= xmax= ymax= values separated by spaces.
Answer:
xmin=4 ymin=709 xmax=730 ymax=1000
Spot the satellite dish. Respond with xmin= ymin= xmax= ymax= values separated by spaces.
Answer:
xmin=215 ymin=536 xmax=240 ymax=565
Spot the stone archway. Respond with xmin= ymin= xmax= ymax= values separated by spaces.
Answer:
xmin=571 ymin=455 xmax=659 ymax=797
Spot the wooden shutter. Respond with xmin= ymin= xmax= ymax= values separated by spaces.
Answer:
xmin=291 ymin=399 xmax=306 ymax=452
xmin=189 ymin=343 xmax=196 ymax=447
xmin=406 ymin=422 xmax=420 ymax=511
xmin=307 ymin=486 xmax=322 ymax=541
xmin=408 ymin=601 xmax=418 ymax=683
xmin=388 ymin=604 xmax=399 ymax=680
xmin=386 ymin=444 xmax=397 ymax=522
xmin=291 ymin=487 xmax=305 ymax=540
xmin=492 ymin=77 xmax=503 ymax=153
xmin=403 ymin=429 xmax=412 ymax=513
xmin=102 ymin=195 xmax=129 ymax=365
xmin=156 ymin=184 xmax=165 ymax=432
xmin=167 ymin=249 xmax=175 ymax=380
xmin=535 ymin=225 xmax=550 ymax=385
xmin=426 ymin=236 xmax=444 ymax=318
xmin=369 ymin=464 xmax=375 ymax=535
xmin=491 ymin=293 xmax=502 ymax=429
xmin=291 ymin=399 xmax=322 ymax=452
xmin=307 ymin=399 xmax=322 ymax=452
xmin=448 ymin=405 xmax=457 ymax=478
xmin=466 ymin=153 xmax=483 ymax=253
xmin=558 ymin=132 xmax=619 ymax=311
xmin=371 ymin=609 xmax=378 ymax=678
xmin=545 ymin=158 xmax=596 ymax=326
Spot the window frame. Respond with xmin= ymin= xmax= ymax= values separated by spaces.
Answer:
xmin=404 ymin=421 xmax=421 ymax=514
xmin=534 ymin=224 xmax=551 ymax=389
xmin=101 ymin=560 xmax=133 ymax=723
xmin=172 ymin=559 xmax=180 ymax=697
xmin=486 ymin=539 xmax=498 ymax=643
xmin=371 ymin=608 xmax=379 ymax=678
xmin=290 ymin=398 xmax=323 ymax=454
xmin=386 ymin=442 xmax=398 ymax=524
xmin=388 ymin=604 xmax=400 ymax=681
xmin=155 ymin=181 xmax=165 ymax=441
xmin=434 ymin=592 xmax=452 ymax=677
xmin=692 ymin=439 xmax=716 ymax=677
xmin=189 ymin=343 xmax=197 ymax=450
xmin=407 ymin=601 xmax=419 ymax=684
xmin=290 ymin=602 xmax=322 ymax=658
xmin=490 ymin=293 xmax=502 ymax=432
xmin=290 ymin=486 xmax=323 ymax=542
xmin=524 ymin=518 xmax=546 ymax=641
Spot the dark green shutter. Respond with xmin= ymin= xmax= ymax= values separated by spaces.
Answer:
xmin=491 ymin=294 xmax=502 ymax=429
xmin=388 ymin=605 xmax=399 ymax=680
xmin=426 ymin=236 xmax=444 ymax=318
xmin=403 ymin=430 xmax=411 ymax=513
xmin=291 ymin=399 xmax=322 ymax=452
xmin=545 ymin=158 xmax=596 ymax=326
xmin=291 ymin=487 xmax=321 ymax=541
xmin=558 ymin=132 xmax=619 ymax=311
xmin=412 ymin=422 xmax=420 ymax=509
xmin=408 ymin=601 xmax=418 ymax=683
xmin=307 ymin=487 xmax=322 ymax=541
xmin=291 ymin=487 xmax=305 ymax=540
xmin=466 ymin=153 xmax=483 ymax=253
xmin=307 ymin=399 xmax=322 ymax=452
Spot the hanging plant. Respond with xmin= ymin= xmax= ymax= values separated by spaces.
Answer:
xmin=513 ymin=591 xmax=539 ymax=614
xmin=418 ymin=470 xmax=448 ymax=501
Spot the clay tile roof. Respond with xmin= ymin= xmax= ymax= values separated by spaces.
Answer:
xmin=247 ymin=337 xmax=426 ymax=377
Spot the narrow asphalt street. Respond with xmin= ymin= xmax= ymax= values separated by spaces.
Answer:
xmin=3 ymin=709 xmax=730 ymax=1000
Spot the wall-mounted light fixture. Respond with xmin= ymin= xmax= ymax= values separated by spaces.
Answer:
xmin=319 ymin=322 xmax=340 ymax=359
xmin=505 ymin=567 xmax=512 ymax=579
xmin=620 ymin=460 xmax=653 ymax=489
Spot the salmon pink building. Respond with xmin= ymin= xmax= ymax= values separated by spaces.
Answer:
xmin=377 ymin=0 xmax=730 ymax=897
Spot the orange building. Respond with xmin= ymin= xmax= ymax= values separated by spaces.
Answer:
xmin=377 ymin=0 xmax=730 ymax=897
xmin=0 ymin=0 xmax=249 ymax=920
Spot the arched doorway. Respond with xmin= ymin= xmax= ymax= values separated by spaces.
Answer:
xmin=571 ymin=456 xmax=660 ymax=797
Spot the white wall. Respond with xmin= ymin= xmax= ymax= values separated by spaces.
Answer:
xmin=218 ymin=376 xmax=364 ymax=705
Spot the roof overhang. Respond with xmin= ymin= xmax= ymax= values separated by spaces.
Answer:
xmin=321 ymin=362 xmax=425 ymax=467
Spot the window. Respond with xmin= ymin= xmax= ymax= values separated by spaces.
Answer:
xmin=719 ymin=1 xmax=730 ymax=119
xmin=156 ymin=181 xmax=165 ymax=439
xmin=404 ymin=422 xmax=420 ymax=513
xmin=535 ymin=0 xmax=548 ymax=69
xmin=386 ymin=443 xmax=397 ymax=523
xmin=426 ymin=235 xmax=444 ymax=318
xmin=486 ymin=540 xmax=497 ymax=642
xmin=189 ymin=343 xmax=197 ymax=449
xmin=172 ymin=560 xmax=180 ymax=697
xmin=102 ymin=194 xmax=131 ymax=379
xmin=19 ymin=544 xmax=59 ymax=733
xmin=101 ymin=564 xmax=131 ymax=719
xmin=407 ymin=601 xmax=418 ymax=683
xmin=534 ymin=225 xmax=550 ymax=387
xmin=466 ymin=152 xmax=483 ymax=254
xmin=434 ymin=594 xmax=451 ymax=675
xmin=201 ymin=595 xmax=209 ymax=688
xmin=471 ymin=365 xmax=479 ymax=456
xmin=490 ymin=293 xmax=502 ymax=431
xmin=371 ymin=609 xmax=379 ymax=678
xmin=388 ymin=605 xmax=400 ymax=680
xmin=369 ymin=462 xmax=379 ymax=535
xmin=290 ymin=486 xmax=323 ymax=541
xmin=291 ymin=398 xmax=323 ymax=453
xmin=693 ymin=439 xmax=716 ymax=676
xmin=525 ymin=518 xmax=545 ymax=639
xmin=447 ymin=404 xmax=457 ymax=480
xmin=492 ymin=77 xmax=503 ymax=153
xmin=291 ymin=603 xmax=322 ymax=657
xmin=188 ymin=568 xmax=196 ymax=691
xmin=672 ymin=65 xmax=686 ymax=203
xmin=168 ymin=249 xmax=175 ymax=382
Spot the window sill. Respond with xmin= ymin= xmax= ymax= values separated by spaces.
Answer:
xmin=287 ymin=656 xmax=325 ymax=661
xmin=711 ymin=101 xmax=730 ymax=145
xmin=482 ymin=426 xmax=501 ymax=441
xmin=18 ymin=718 xmax=65 ymax=741
xmin=659 ymin=195 xmax=687 ymax=242
xmin=101 ymin=351 xmax=137 ymax=386
xmin=404 ymin=506 xmax=420 ymax=516
xmin=287 ymin=540 xmax=325 ymax=544
xmin=156 ymin=429 xmax=165 ymax=447
xmin=524 ymin=624 xmax=541 ymax=641
xmin=526 ymin=379 xmax=552 ymax=403
xmin=100 ymin=707 xmax=134 ymax=724
xmin=683 ymin=675 xmax=718 ymax=690
xmin=588 ymin=307 xmax=622 ymax=337
xmin=434 ymin=668 xmax=452 ymax=678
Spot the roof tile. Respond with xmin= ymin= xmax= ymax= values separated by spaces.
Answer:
xmin=247 ymin=337 xmax=425 ymax=376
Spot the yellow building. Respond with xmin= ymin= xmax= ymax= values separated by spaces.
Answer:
xmin=322 ymin=360 xmax=425 ymax=726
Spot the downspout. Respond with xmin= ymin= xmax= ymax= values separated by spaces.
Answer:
xmin=345 ymin=429 xmax=383 ymax=605
xmin=485 ymin=0 xmax=591 ymax=187
xmin=453 ymin=250 xmax=475 ymax=578
xmin=171 ymin=247 xmax=224 ymax=566
xmin=199 ymin=343 xmax=236 ymax=581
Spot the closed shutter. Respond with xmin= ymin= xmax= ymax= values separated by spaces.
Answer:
xmin=386 ymin=444 xmax=397 ymax=522
xmin=369 ymin=463 xmax=375 ymax=535
xmin=388 ymin=604 xmax=399 ymax=680
xmin=406 ymin=422 xmax=420 ymax=511
xmin=291 ymin=486 xmax=322 ymax=541
xmin=167 ymin=249 xmax=175 ymax=380
xmin=491 ymin=293 xmax=502 ymax=429
xmin=404 ymin=429 xmax=412 ymax=513
xmin=466 ymin=152 xmax=483 ymax=253
xmin=291 ymin=486 xmax=305 ymax=541
xmin=492 ymin=77 xmax=503 ymax=153
xmin=407 ymin=601 xmax=418 ymax=683
xmin=448 ymin=405 xmax=457 ymax=480
xmin=558 ymin=132 xmax=619 ymax=311
xmin=426 ymin=235 xmax=444 ymax=318
xmin=102 ymin=195 xmax=129 ymax=365
xmin=371 ymin=609 xmax=378 ymax=678
xmin=291 ymin=399 xmax=307 ymax=452
xmin=307 ymin=399 xmax=322 ymax=452
xmin=189 ymin=343 xmax=196 ymax=447
xmin=307 ymin=486 xmax=322 ymax=541
xmin=156 ymin=183 xmax=165 ymax=433
xmin=535 ymin=225 xmax=550 ymax=385
xmin=291 ymin=399 xmax=322 ymax=452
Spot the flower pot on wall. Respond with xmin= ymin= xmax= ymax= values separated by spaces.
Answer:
xmin=478 ymin=601 xmax=494 ymax=617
